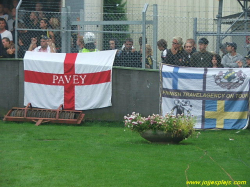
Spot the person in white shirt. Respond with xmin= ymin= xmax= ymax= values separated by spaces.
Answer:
xmin=28 ymin=36 xmax=56 ymax=53
xmin=0 ymin=17 xmax=12 ymax=41
xmin=221 ymin=42 xmax=244 ymax=68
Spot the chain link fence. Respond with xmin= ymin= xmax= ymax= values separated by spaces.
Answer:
xmin=7 ymin=2 xmax=250 ymax=69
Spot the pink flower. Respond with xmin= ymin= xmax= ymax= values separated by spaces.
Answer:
xmin=132 ymin=121 xmax=138 ymax=125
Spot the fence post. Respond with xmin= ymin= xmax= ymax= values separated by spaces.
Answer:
xmin=153 ymin=4 xmax=158 ymax=69
xmin=216 ymin=0 xmax=223 ymax=54
xmin=61 ymin=6 xmax=68 ymax=53
xmin=193 ymin=18 xmax=197 ymax=44
xmin=67 ymin=6 xmax=72 ymax=53
xmin=142 ymin=4 xmax=148 ymax=69
xmin=15 ymin=0 xmax=22 ymax=58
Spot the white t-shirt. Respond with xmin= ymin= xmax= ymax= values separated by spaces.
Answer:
xmin=33 ymin=46 xmax=52 ymax=53
xmin=1 ymin=30 xmax=13 ymax=41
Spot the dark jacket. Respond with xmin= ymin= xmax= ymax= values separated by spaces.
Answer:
xmin=165 ymin=47 xmax=189 ymax=67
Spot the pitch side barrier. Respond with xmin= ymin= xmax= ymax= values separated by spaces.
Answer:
xmin=0 ymin=59 xmax=159 ymax=121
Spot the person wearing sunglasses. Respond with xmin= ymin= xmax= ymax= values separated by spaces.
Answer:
xmin=165 ymin=36 xmax=189 ymax=67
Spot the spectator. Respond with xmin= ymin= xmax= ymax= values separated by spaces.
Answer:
xmin=115 ymin=38 xmax=141 ymax=67
xmin=28 ymin=36 xmax=56 ymax=53
xmin=211 ymin=53 xmax=223 ymax=68
xmin=109 ymin=38 xmax=119 ymax=50
xmin=121 ymin=38 xmax=135 ymax=51
xmin=2 ymin=37 xmax=14 ymax=58
xmin=138 ymin=36 xmax=147 ymax=54
xmin=0 ymin=4 xmax=8 ymax=21
xmin=244 ymin=55 xmax=250 ymax=67
xmin=184 ymin=42 xmax=194 ymax=66
xmin=17 ymin=22 xmax=33 ymax=50
xmin=11 ymin=0 xmax=19 ymax=9
xmin=26 ymin=11 xmax=40 ymax=29
xmin=3 ymin=4 xmax=11 ymax=19
xmin=157 ymin=39 xmax=167 ymax=63
xmin=7 ymin=7 xmax=16 ymax=32
xmin=38 ymin=18 xmax=55 ymax=43
xmin=219 ymin=43 xmax=227 ymax=58
xmin=0 ymin=34 xmax=3 ymax=57
xmin=82 ymin=32 xmax=99 ymax=52
xmin=18 ymin=35 xmax=28 ymax=58
xmin=145 ymin=44 xmax=153 ymax=69
xmin=49 ymin=17 xmax=61 ymax=52
xmin=76 ymin=35 xmax=84 ymax=52
xmin=165 ymin=36 xmax=189 ymax=66
xmin=6 ymin=42 xmax=15 ymax=58
xmin=35 ymin=2 xmax=45 ymax=20
xmin=221 ymin=42 xmax=243 ymax=68
xmin=109 ymin=38 xmax=121 ymax=56
xmin=190 ymin=37 xmax=213 ymax=67
xmin=186 ymin=38 xmax=196 ymax=53
xmin=11 ymin=0 xmax=25 ymax=19
xmin=0 ymin=18 xmax=12 ymax=41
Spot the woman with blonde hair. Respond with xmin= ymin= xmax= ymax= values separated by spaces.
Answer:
xmin=145 ymin=44 xmax=153 ymax=69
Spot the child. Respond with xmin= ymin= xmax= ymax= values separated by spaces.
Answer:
xmin=211 ymin=53 xmax=223 ymax=68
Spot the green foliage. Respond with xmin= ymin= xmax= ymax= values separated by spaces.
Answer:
xmin=103 ymin=0 xmax=129 ymax=50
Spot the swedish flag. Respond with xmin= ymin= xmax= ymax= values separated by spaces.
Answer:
xmin=205 ymin=100 xmax=249 ymax=129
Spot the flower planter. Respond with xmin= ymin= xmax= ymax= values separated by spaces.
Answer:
xmin=140 ymin=130 xmax=187 ymax=144
xmin=124 ymin=112 xmax=195 ymax=144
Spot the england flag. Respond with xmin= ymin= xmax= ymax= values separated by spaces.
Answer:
xmin=24 ymin=50 xmax=117 ymax=110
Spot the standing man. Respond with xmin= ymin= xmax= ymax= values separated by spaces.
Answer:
xmin=186 ymin=38 xmax=197 ymax=53
xmin=165 ymin=36 xmax=189 ymax=66
xmin=221 ymin=42 xmax=243 ymax=68
xmin=28 ymin=36 xmax=56 ymax=53
xmin=0 ymin=18 xmax=12 ymax=42
xmin=116 ymin=38 xmax=141 ymax=67
xmin=184 ymin=42 xmax=194 ymax=66
xmin=190 ymin=37 xmax=213 ymax=67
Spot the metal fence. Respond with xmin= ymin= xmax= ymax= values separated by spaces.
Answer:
xmin=10 ymin=2 xmax=250 ymax=69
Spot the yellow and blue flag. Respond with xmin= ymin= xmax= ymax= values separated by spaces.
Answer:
xmin=160 ymin=65 xmax=249 ymax=129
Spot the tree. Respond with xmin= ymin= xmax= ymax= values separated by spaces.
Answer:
xmin=103 ymin=0 xmax=129 ymax=50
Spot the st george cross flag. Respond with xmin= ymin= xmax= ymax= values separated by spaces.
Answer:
xmin=24 ymin=50 xmax=117 ymax=110
xmin=160 ymin=64 xmax=250 ymax=129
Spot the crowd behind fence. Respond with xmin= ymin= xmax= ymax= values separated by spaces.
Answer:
xmin=1 ymin=2 xmax=250 ymax=69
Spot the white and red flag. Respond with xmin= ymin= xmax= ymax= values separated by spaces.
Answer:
xmin=24 ymin=50 xmax=116 ymax=110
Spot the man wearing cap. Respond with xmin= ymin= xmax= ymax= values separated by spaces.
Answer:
xmin=190 ymin=37 xmax=213 ymax=67
xmin=244 ymin=55 xmax=250 ymax=67
xmin=28 ymin=36 xmax=56 ymax=53
xmin=221 ymin=42 xmax=243 ymax=68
